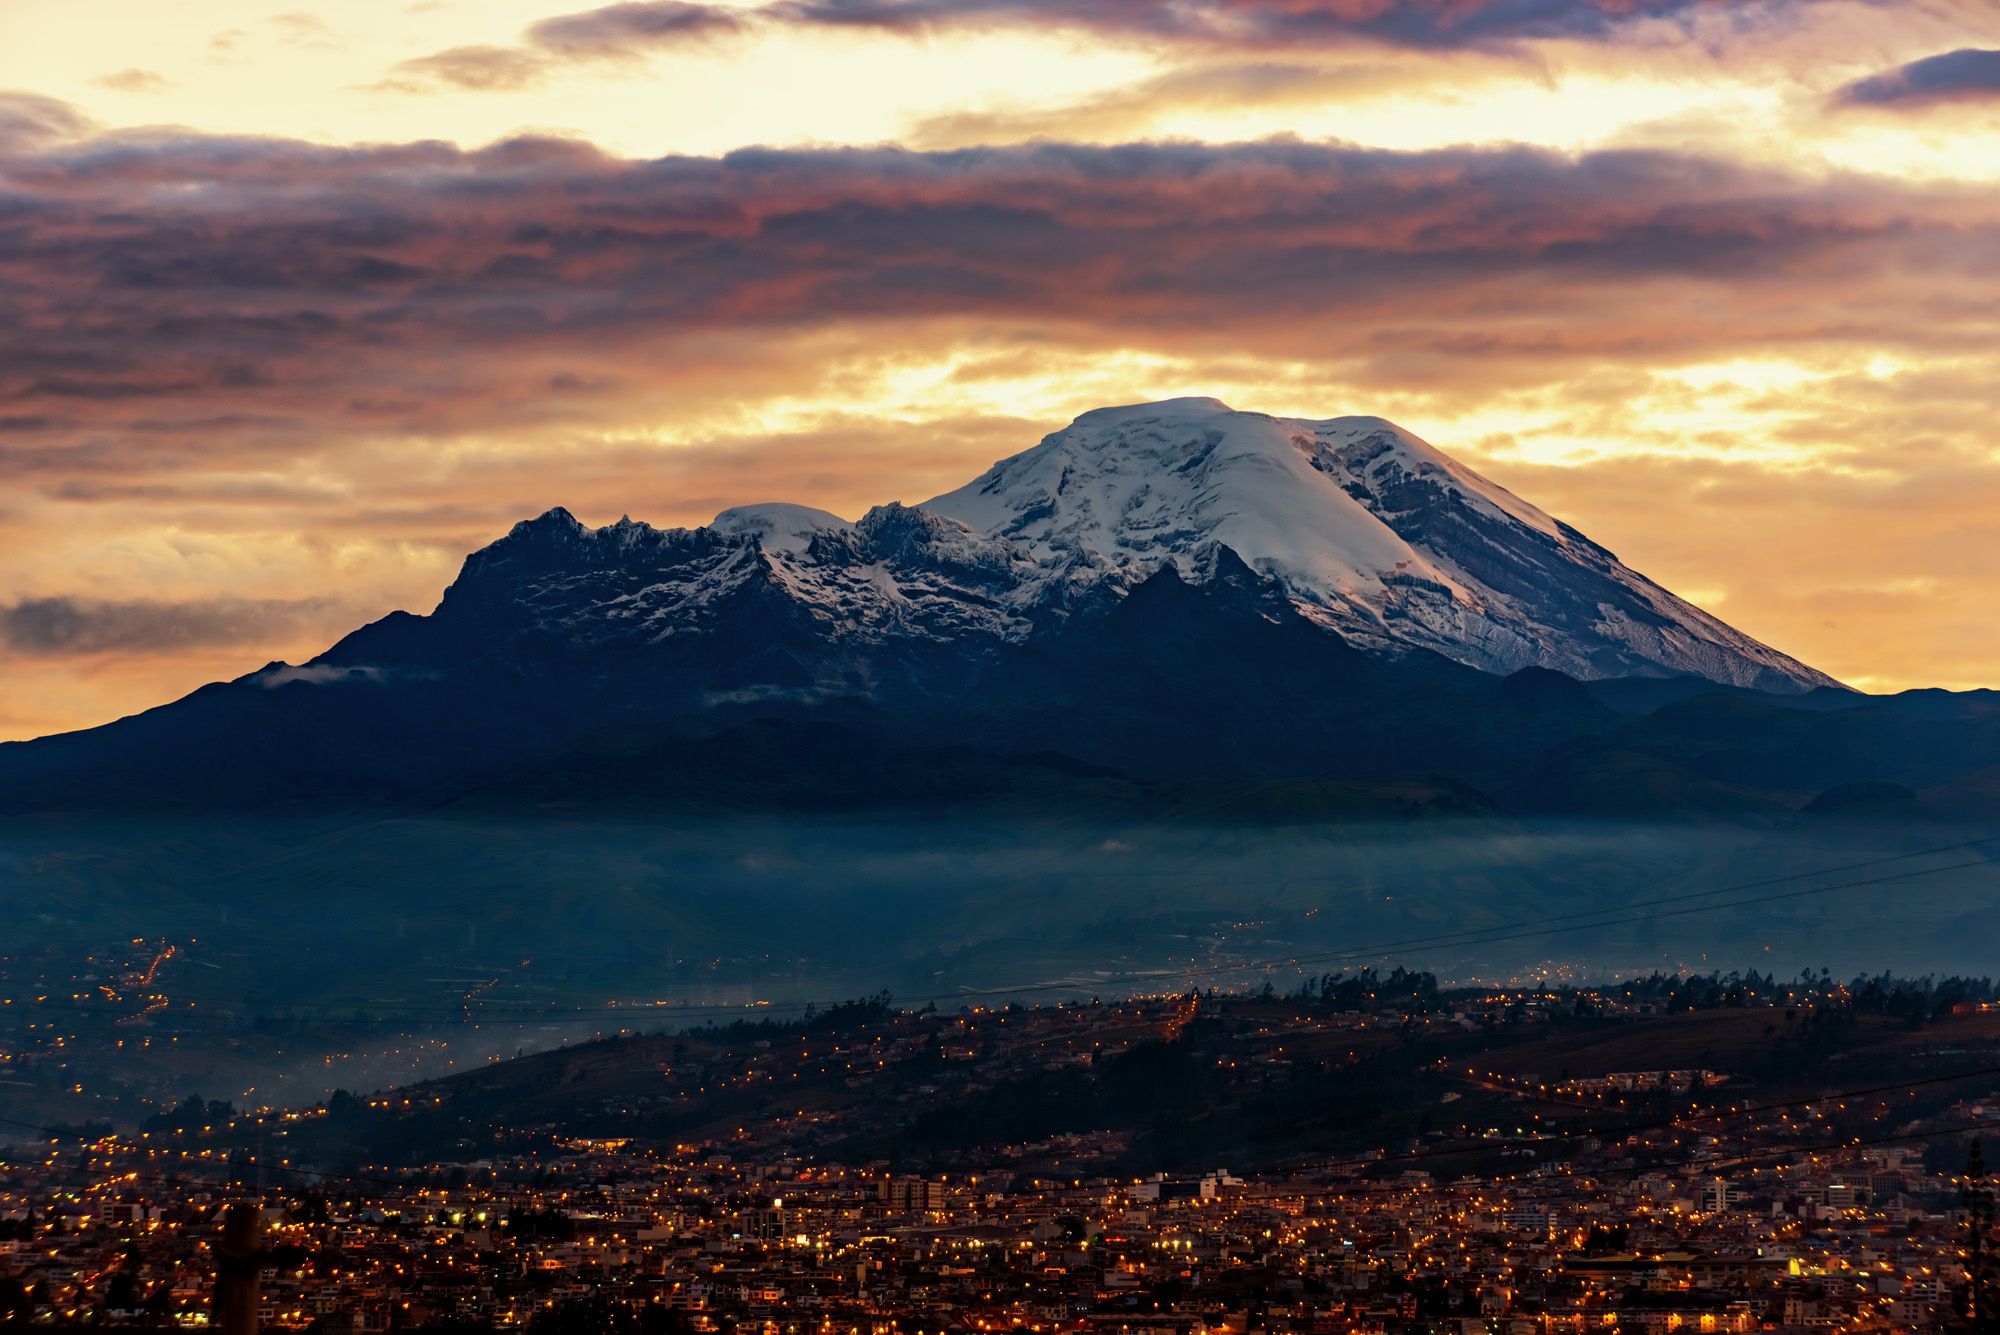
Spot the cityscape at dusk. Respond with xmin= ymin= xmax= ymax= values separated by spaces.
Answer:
xmin=4 ymin=0 xmax=2000 ymax=1331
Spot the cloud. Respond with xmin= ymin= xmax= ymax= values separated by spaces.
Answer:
xmin=3 ymin=124 xmax=1996 ymax=471
xmin=379 ymin=0 xmax=1857 ymax=95
xmin=0 ymin=596 xmax=344 ymax=656
xmin=1833 ymin=47 xmax=2000 ymax=108
xmin=270 ymin=11 xmax=341 ymax=50
xmin=758 ymin=0 xmax=1763 ymax=48
xmin=252 ymin=663 xmax=390 ymax=686
xmin=519 ymin=0 xmax=1838 ymax=53
xmin=905 ymin=60 xmax=1430 ymax=148
xmin=0 ymin=93 xmax=93 ymax=152
xmin=374 ymin=45 xmax=553 ymax=92
xmin=375 ymin=2 xmax=747 ymax=91
xmin=525 ymin=1 xmax=751 ymax=56
xmin=92 ymin=69 xmax=177 ymax=95
xmin=700 ymin=684 xmax=842 ymax=706
xmin=209 ymin=28 xmax=250 ymax=59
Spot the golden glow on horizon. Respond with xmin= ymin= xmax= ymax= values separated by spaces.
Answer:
xmin=7 ymin=335 xmax=1995 ymax=742
xmin=3 ymin=0 xmax=2000 ymax=737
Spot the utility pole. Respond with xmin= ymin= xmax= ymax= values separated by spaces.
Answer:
xmin=212 ymin=1202 xmax=262 ymax=1335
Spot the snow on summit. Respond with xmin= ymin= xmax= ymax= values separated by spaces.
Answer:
xmin=923 ymin=396 xmax=1563 ymax=595
xmin=711 ymin=503 xmax=854 ymax=554
xmin=922 ymin=397 xmax=1834 ymax=690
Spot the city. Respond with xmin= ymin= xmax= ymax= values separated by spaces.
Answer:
xmin=4 ymin=976 xmax=1999 ymax=1330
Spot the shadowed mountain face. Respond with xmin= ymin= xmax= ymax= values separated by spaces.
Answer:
xmin=6 ymin=398 xmax=1997 ymax=825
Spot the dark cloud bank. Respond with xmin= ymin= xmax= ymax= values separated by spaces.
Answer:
xmin=1834 ymin=46 xmax=2000 ymax=107
xmin=3 ymin=117 xmax=1996 ymax=474
xmin=379 ymin=0 xmax=1860 ymax=90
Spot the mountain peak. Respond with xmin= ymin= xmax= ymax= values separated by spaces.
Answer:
xmin=511 ymin=505 xmax=586 ymax=536
xmin=926 ymin=401 xmax=1514 ymax=591
xmin=925 ymin=399 xmax=1836 ymax=691
xmin=346 ymin=399 xmax=1835 ymax=695
xmin=711 ymin=502 xmax=853 ymax=555
xmin=1068 ymin=395 xmax=1235 ymax=426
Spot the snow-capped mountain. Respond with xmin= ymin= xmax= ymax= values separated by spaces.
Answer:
xmin=925 ymin=398 xmax=1833 ymax=691
xmin=32 ymin=399 xmax=2000 ymax=826
xmin=340 ymin=499 xmax=1056 ymax=665
xmin=324 ymin=397 xmax=1829 ymax=694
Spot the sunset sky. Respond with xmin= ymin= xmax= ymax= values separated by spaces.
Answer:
xmin=3 ymin=0 xmax=2000 ymax=739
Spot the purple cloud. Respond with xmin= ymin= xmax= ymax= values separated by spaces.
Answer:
xmin=1834 ymin=47 xmax=2000 ymax=108
xmin=2 ymin=119 xmax=1997 ymax=485
xmin=526 ymin=1 xmax=750 ymax=55
xmin=377 ymin=0 xmax=1855 ymax=91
